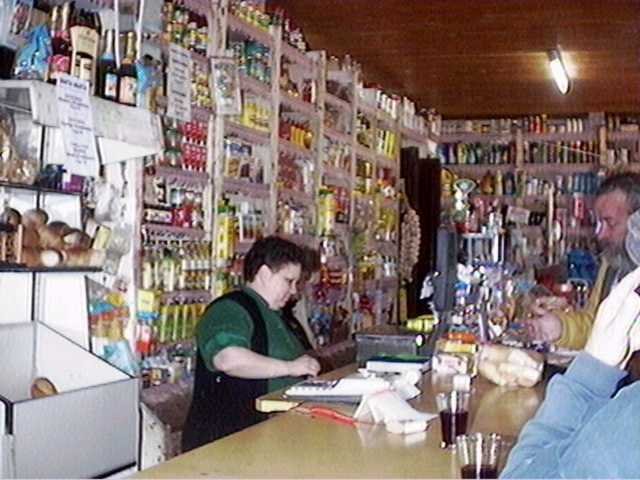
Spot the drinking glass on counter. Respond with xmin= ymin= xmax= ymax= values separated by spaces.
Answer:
xmin=456 ymin=432 xmax=503 ymax=479
xmin=435 ymin=391 xmax=470 ymax=449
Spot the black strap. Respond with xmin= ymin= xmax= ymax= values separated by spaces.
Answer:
xmin=181 ymin=289 xmax=269 ymax=452
xmin=281 ymin=301 xmax=313 ymax=351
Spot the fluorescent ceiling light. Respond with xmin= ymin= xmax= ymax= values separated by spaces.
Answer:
xmin=549 ymin=49 xmax=570 ymax=95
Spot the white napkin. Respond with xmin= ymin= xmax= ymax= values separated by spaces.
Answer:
xmin=354 ymin=389 xmax=438 ymax=434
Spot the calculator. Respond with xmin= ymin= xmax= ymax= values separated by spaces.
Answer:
xmin=284 ymin=376 xmax=390 ymax=403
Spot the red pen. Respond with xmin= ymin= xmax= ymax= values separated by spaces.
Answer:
xmin=296 ymin=406 xmax=357 ymax=427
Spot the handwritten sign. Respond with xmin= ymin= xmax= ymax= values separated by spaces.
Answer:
xmin=167 ymin=43 xmax=192 ymax=122
xmin=55 ymin=74 xmax=99 ymax=177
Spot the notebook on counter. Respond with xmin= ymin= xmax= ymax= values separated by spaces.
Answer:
xmin=284 ymin=375 xmax=390 ymax=403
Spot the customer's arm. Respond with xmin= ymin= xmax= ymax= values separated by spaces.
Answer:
xmin=501 ymin=353 xmax=625 ymax=478
xmin=502 ymin=266 xmax=640 ymax=478
xmin=554 ymin=261 xmax=608 ymax=350
xmin=554 ymin=309 xmax=594 ymax=350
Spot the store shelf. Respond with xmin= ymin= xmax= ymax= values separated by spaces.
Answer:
xmin=153 ymin=166 xmax=210 ymax=187
xmin=375 ymin=153 xmax=398 ymax=170
xmin=443 ymin=163 xmax=517 ymax=175
xmin=378 ymin=196 xmax=398 ymax=209
xmin=0 ymin=181 xmax=83 ymax=196
xmin=376 ymin=240 xmax=398 ymax=257
xmin=161 ymin=290 xmax=213 ymax=304
xmin=357 ymin=101 xmax=378 ymax=119
xmin=138 ymin=35 xmax=209 ymax=68
xmin=322 ymin=164 xmax=352 ymax=188
xmin=355 ymin=144 xmax=378 ymax=162
xmin=566 ymin=225 xmax=595 ymax=238
xmin=279 ymin=138 xmax=314 ymax=158
xmin=235 ymin=239 xmax=255 ymax=254
xmin=357 ymin=279 xmax=377 ymax=292
xmin=222 ymin=177 xmax=271 ymax=199
xmin=0 ymin=265 xmax=102 ymax=273
xmin=281 ymin=42 xmax=316 ymax=73
xmin=225 ymin=120 xmax=271 ymax=144
xmin=324 ymin=127 xmax=353 ymax=145
xmin=437 ymin=132 xmax=515 ymax=144
xmin=607 ymin=131 xmax=640 ymax=142
xmin=379 ymin=277 xmax=398 ymax=290
xmin=357 ymin=146 xmax=397 ymax=170
xmin=192 ymin=105 xmax=213 ymax=123
xmin=277 ymin=232 xmax=319 ymax=248
xmin=324 ymin=254 xmax=349 ymax=269
xmin=325 ymin=93 xmax=352 ymax=113
xmin=280 ymin=91 xmax=318 ymax=118
xmin=400 ymin=126 xmax=430 ymax=145
xmin=522 ymin=131 xmax=597 ymax=142
xmin=279 ymin=187 xmax=315 ymax=206
xmin=521 ymin=163 xmax=598 ymax=174
xmin=333 ymin=222 xmax=350 ymax=237
xmin=238 ymin=72 xmax=272 ymax=97
xmin=0 ymin=81 xmax=163 ymax=156
xmin=143 ymin=224 xmax=206 ymax=241
xmin=227 ymin=13 xmax=274 ymax=48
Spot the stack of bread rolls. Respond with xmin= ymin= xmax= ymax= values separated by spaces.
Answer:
xmin=2 ymin=207 xmax=104 ymax=268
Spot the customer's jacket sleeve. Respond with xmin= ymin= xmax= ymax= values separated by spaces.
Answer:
xmin=501 ymin=352 xmax=625 ymax=479
xmin=555 ymin=261 xmax=608 ymax=350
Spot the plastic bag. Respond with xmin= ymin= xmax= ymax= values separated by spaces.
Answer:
xmin=13 ymin=24 xmax=51 ymax=80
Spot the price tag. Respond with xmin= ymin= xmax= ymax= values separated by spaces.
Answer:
xmin=55 ymin=74 xmax=99 ymax=177
xmin=167 ymin=43 xmax=192 ymax=122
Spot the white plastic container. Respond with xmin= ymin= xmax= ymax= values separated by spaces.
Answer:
xmin=0 ymin=322 xmax=138 ymax=478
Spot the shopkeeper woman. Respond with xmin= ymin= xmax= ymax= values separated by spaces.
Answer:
xmin=182 ymin=236 xmax=321 ymax=452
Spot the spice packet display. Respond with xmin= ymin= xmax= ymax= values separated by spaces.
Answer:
xmin=212 ymin=56 xmax=241 ymax=115
xmin=229 ymin=38 xmax=272 ymax=85
xmin=277 ymin=151 xmax=314 ymax=192
xmin=159 ymin=117 xmax=208 ymax=173
xmin=161 ymin=0 xmax=209 ymax=56
xmin=87 ymin=279 xmax=138 ymax=376
xmin=223 ymin=135 xmax=266 ymax=183
xmin=322 ymin=136 xmax=351 ymax=171
xmin=192 ymin=59 xmax=212 ymax=110
xmin=276 ymin=196 xmax=314 ymax=236
xmin=136 ymin=288 xmax=208 ymax=386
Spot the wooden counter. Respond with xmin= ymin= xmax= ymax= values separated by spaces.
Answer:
xmin=136 ymin=370 xmax=544 ymax=478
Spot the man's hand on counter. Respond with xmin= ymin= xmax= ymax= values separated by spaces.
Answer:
xmin=526 ymin=311 xmax=562 ymax=344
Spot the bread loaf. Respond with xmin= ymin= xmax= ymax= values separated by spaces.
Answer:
xmin=0 ymin=207 xmax=21 ymax=227
xmin=21 ymin=209 xmax=48 ymax=229
xmin=37 ymin=224 xmax=67 ymax=250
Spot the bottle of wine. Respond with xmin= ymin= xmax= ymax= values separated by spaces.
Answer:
xmin=97 ymin=29 xmax=118 ymax=101
xmin=70 ymin=4 xmax=99 ymax=89
xmin=117 ymin=32 xmax=138 ymax=106
xmin=49 ymin=2 xmax=71 ymax=83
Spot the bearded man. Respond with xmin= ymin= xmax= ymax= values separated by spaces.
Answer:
xmin=528 ymin=172 xmax=640 ymax=352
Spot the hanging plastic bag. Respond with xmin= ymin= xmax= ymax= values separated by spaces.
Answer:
xmin=13 ymin=24 xmax=51 ymax=80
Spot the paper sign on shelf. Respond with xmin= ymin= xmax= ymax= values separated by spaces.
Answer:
xmin=167 ymin=43 xmax=192 ymax=122
xmin=55 ymin=74 xmax=99 ymax=177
